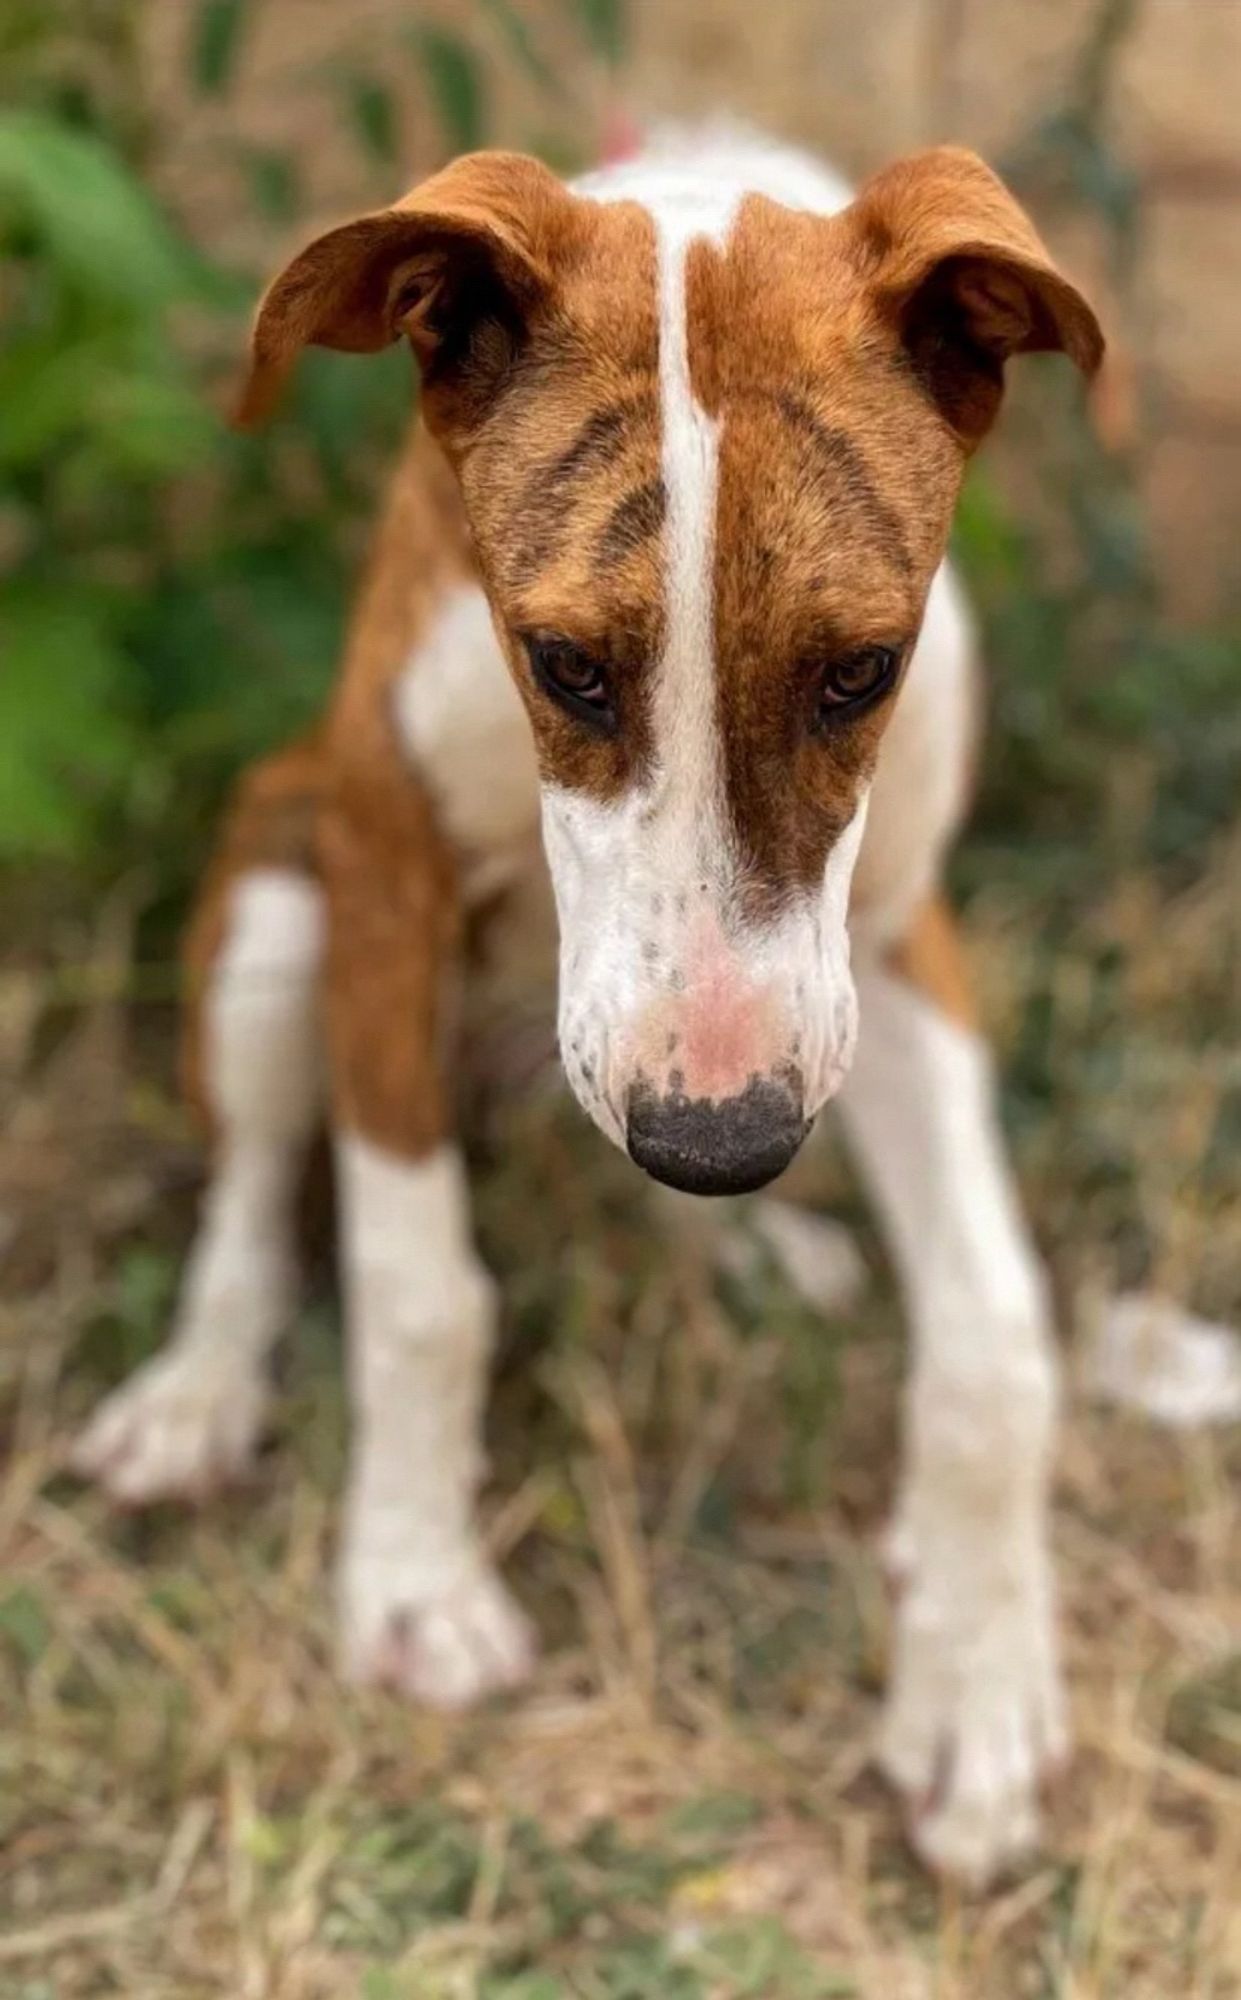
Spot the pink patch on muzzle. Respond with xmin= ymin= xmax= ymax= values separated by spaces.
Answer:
xmin=628 ymin=921 xmax=792 ymax=1104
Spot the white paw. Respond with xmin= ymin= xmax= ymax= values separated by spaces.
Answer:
xmin=1083 ymin=1291 xmax=1241 ymax=1428
xmin=340 ymin=1551 xmax=537 ymax=1709
xmin=880 ymin=1537 xmax=1066 ymax=1888
xmin=70 ymin=1350 xmax=270 ymax=1504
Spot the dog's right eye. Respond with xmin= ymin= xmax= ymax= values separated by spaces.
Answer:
xmin=525 ymin=634 xmax=616 ymax=735
xmin=813 ymin=644 xmax=899 ymax=727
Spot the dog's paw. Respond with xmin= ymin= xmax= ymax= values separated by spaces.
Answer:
xmin=340 ymin=1553 xmax=537 ymax=1709
xmin=1083 ymin=1291 xmax=1241 ymax=1428
xmin=879 ymin=1541 xmax=1066 ymax=1889
xmin=70 ymin=1351 xmax=269 ymax=1504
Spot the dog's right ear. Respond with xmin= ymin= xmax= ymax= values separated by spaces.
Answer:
xmin=235 ymin=151 xmax=577 ymax=430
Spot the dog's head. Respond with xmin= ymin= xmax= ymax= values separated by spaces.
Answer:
xmin=241 ymin=145 xmax=1101 ymax=1193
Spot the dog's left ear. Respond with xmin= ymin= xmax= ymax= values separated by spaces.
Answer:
xmin=235 ymin=151 xmax=577 ymax=429
xmin=845 ymin=146 xmax=1104 ymax=445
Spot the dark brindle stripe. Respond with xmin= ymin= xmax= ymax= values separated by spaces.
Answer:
xmin=537 ymin=402 xmax=637 ymax=499
xmin=505 ymin=392 xmax=657 ymax=582
xmin=597 ymin=476 xmax=667 ymax=566
xmin=753 ymin=389 xmax=914 ymax=578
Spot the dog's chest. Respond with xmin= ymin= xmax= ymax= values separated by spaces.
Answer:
xmin=392 ymin=584 xmax=544 ymax=902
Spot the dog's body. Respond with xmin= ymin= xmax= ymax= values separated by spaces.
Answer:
xmin=74 ymin=127 xmax=1107 ymax=1886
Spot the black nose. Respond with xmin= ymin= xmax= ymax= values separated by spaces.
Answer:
xmin=626 ymin=1075 xmax=808 ymax=1196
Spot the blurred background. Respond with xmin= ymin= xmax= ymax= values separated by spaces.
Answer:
xmin=1 ymin=2 xmax=1239 ymax=1996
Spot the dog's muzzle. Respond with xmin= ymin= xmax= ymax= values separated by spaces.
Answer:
xmin=625 ymin=1073 xmax=808 ymax=1196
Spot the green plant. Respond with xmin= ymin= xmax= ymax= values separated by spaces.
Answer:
xmin=0 ymin=16 xmax=407 ymax=894
xmin=0 ymin=107 xmax=220 ymax=861
xmin=0 ymin=0 xmax=623 ymax=903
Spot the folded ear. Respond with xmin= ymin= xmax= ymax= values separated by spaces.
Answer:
xmin=235 ymin=151 xmax=577 ymax=429
xmin=845 ymin=146 xmax=1104 ymax=445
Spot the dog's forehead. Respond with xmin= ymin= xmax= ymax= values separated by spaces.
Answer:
xmin=479 ymin=187 xmax=950 ymax=605
xmin=686 ymin=196 xmax=958 ymax=578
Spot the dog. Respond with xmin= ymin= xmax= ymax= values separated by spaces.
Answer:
xmin=72 ymin=125 xmax=1106 ymax=1887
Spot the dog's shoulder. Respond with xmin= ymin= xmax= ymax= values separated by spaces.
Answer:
xmin=324 ymin=420 xmax=541 ymax=888
xmin=330 ymin=421 xmax=478 ymax=727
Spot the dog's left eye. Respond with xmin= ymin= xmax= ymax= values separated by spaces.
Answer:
xmin=525 ymin=634 xmax=615 ymax=734
xmin=817 ymin=645 xmax=898 ymax=720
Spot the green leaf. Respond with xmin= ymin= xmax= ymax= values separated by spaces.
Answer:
xmin=191 ymin=0 xmax=249 ymax=96
xmin=952 ymin=471 xmax=1026 ymax=593
xmin=478 ymin=0 xmax=566 ymax=100
xmin=113 ymin=1247 xmax=182 ymax=1355
xmin=0 ymin=1586 xmax=51 ymax=1666
xmin=570 ymin=0 xmax=626 ymax=68
xmin=235 ymin=142 xmax=300 ymax=223
xmin=0 ymin=336 xmax=111 ymax=468
xmin=0 ymin=585 xmax=138 ymax=859
xmin=94 ymin=370 xmax=220 ymax=475
xmin=345 ymin=74 xmax=400 ymax=166
xmin=0 ymin=325 xmax=216 ymax=475
xmin=0 ymin=109 xmax=197 ymax=306
xmin=407 ymin=26 xmax=486 ymax=154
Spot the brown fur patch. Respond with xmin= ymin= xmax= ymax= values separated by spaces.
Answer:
xmin=318 ymin=746 xmax=460 ymax=1159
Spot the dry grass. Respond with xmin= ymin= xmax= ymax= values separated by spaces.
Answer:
xmin=2 ymin=835 xmax=1240 ymax=1999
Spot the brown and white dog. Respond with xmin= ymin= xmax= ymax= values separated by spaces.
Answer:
xmin=73 ymin=126 xmax=1108 ymax=1886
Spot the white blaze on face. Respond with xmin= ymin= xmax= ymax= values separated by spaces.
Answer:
xmin=545 ymin=155 xmax=870 ymax=1155
xmin=647 ymin=194 xmax=731 ymax=861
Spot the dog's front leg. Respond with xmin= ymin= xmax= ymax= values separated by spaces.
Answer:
xmin=321 ymin=765 xmax=534 ymax=1708
xmin=72 ymin=744 xmax=326 ymax=1503
xmin=839 ymin=900 xmax=1063 ymax=1887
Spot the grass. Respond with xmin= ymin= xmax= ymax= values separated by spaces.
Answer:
xmin=2 ymin=799 xmax=1240 ymax=1999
